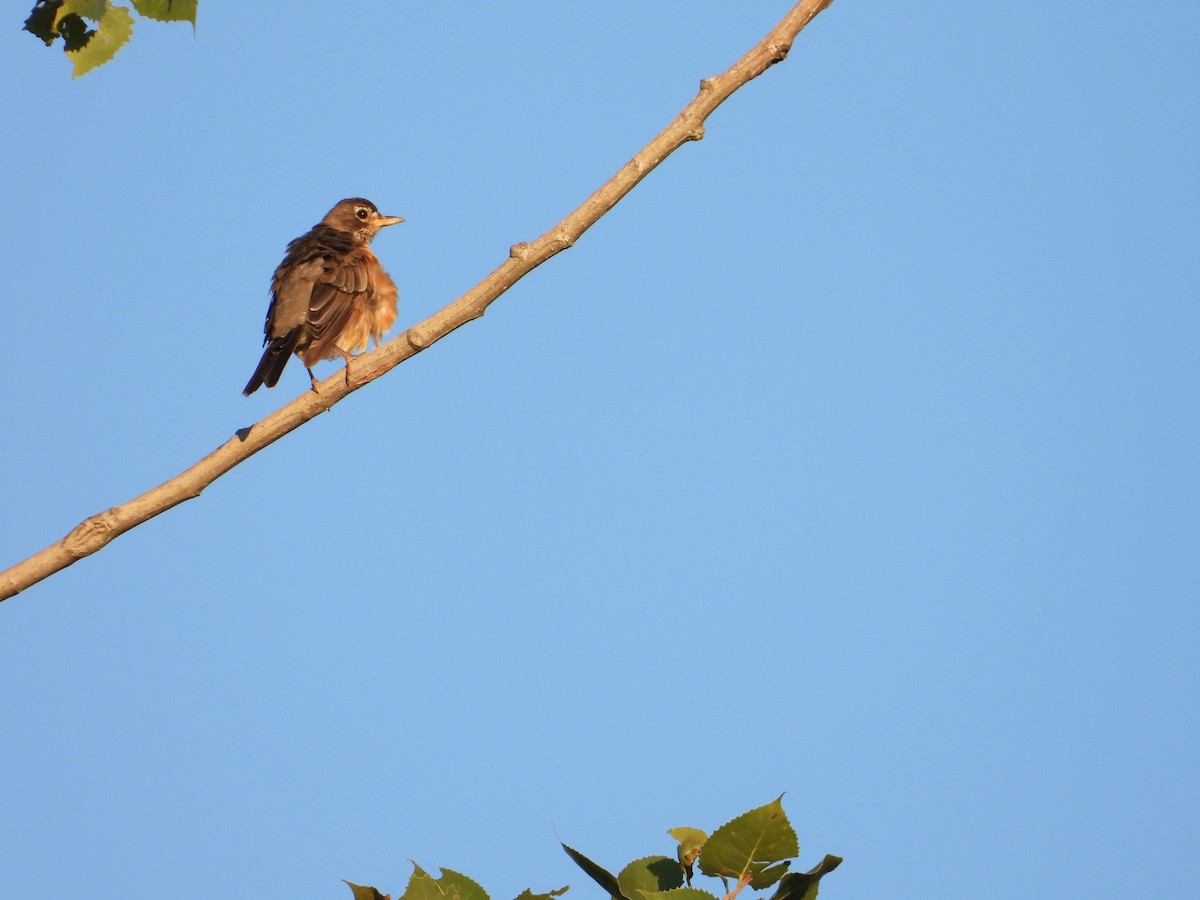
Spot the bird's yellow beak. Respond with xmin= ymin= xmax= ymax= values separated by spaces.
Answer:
xmin=375 ymin=215 xmax=405 ymax=227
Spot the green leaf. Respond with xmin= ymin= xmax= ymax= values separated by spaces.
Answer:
xmin=666 ymin=828 xmax=707 ymax=854
xmin=666 ymin=828 xmax=707 ymax=883
xmin=130 ymin=0 xmax=197 ymax=25
xmin=57 ymin=12 xmax=94 ymax=51
xmin=402 ymin=866 xmax=446 ymax=900
xmin=513 ymin=886 xmax=569 ymax=900
xmin=752 ymin=862 xmax=790 ymax=891
xmin=345 ymin=881 xmax=391 ymax=900
xmin=59 ymin=0 xmax=106 ymax=20
xmin=640 ymin=888 xmax=721 ymax=900
xmin=401 ymin=864 xmax=490 ymax=900
xmin=561 ymin=843 xmax=627 ymax=900
xmin=438 ymin=868 xmax=490 ymax=900
xmin=64 ymin=1 xmax=133 ymax=77
xmin=24 ymin=0 xmax=64 ymax=46
xmin=697 ymin=796 xmax=799 ymax=890
xmin=617 ymin=856 xmax=684 ymax=898
xmin=766 ymin=856 xmax=842 ymax=900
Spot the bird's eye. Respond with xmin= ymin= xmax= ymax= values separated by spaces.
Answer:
xmin=356 ymin=208 xmax=369 ymax=219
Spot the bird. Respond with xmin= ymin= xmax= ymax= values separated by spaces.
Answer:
xmin=243 ymin=198 xmax=404 ymax=396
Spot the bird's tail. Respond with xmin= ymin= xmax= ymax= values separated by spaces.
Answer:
xmin=243 ymin=328 xmax=302 ymax=396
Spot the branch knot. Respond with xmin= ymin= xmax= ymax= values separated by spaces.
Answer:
xmin=63 ymin=510 xmax=121 ymax=559
xmin=406 ymin=327 xmax=428 ymax=351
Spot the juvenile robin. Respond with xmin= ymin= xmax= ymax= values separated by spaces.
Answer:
xmin=243 ymin=198 xmax=404 ymax=396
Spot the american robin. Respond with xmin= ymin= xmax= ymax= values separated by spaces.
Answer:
xmin=242 ymin=198 xmax=404 ymax=396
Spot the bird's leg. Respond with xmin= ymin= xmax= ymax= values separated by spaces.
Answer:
xmin=341 ymin=353 xmax=354 ymax=387
xmin=307 ymin=367 xmax=320 ymax=394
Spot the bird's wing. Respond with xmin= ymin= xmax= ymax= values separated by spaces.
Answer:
xmin=301 ymin=244 xmax=373 ymax=366
xmin=265 ymin=227 xmax=370 ymax=364
xmin=267 ymin=230 xmax=334 ymax=340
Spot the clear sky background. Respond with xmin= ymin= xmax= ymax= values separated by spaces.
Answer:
xmin=1 ymin=2 xmax=1197 ymax=898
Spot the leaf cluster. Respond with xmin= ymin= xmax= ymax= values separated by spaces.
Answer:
xmin=347 ymin=798 xmax=840 ymax=900
xmin=22 ymin=0 xmax=196 ymax=77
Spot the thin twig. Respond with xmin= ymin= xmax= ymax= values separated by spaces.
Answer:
xmin=722 ymin=873 xmax=755 ymax=900
xmin=0 ymin=0 xmax=835 ymax=603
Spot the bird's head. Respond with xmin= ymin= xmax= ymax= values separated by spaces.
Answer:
xmin=322 ymin=198 xmax=404 ymax=243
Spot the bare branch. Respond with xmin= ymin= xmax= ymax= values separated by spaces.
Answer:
xmin=0 ymin=0 xmax=835 ymax=603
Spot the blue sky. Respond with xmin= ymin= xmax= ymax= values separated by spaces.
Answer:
xmin=1 ymin=2 xmax=1197 ymax=898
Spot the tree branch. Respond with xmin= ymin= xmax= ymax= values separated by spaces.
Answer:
xmin=0 ymin=0 xmax=835 ymax=603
